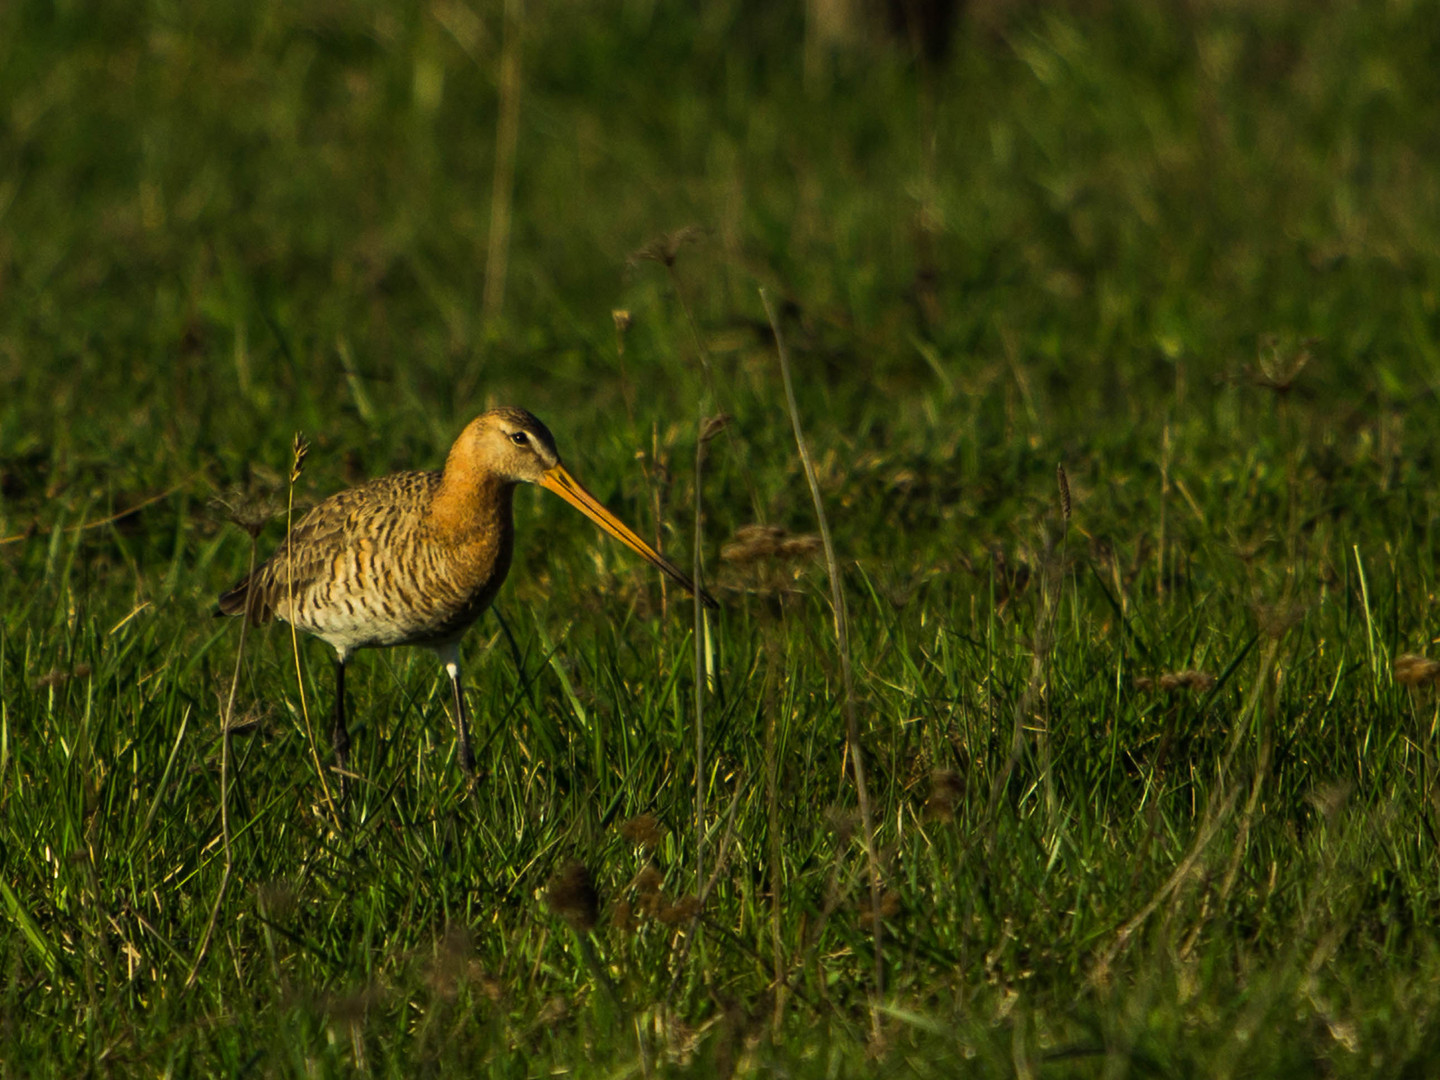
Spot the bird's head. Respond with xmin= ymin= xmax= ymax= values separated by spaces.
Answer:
xmin=452 ymin=408 xmax=717 ymax=609
xmin=453 ymin=407 xmax=562 ymax=485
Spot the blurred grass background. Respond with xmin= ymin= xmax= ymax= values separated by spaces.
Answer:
xmin=4 ymin=0 xmax=1440 ymax=1075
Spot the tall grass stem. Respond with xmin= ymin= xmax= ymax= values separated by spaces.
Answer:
xmin=760 ymin=287 xmax=884 ymax=1027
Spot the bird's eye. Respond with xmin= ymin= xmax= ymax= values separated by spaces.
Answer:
xmin=510 ymin=431 xmax=529 ymax=446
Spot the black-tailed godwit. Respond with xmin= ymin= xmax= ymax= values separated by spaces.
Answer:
xmin=218 ymin=408 xmax=715 ymax=775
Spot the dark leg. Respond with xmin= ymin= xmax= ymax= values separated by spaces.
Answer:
xmin=332 ymin=657 xmax=351 ymax=772
xmin=436 ymin=644 xmax=475 ymax=776
xmin=449 ymin=665 xmax=476 ymax=777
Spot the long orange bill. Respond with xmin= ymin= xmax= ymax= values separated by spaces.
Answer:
xmin=540 ymin=464 xmax=718 ymax=610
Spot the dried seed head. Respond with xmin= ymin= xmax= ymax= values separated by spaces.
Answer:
xmin=323 ymin=984 xmax=380 ymax=1026
xmin=1244 ymin=334 xmax=1315 ymax=396
xmin=1056 ymin=463 xmax=1071 ymax=522
xmin=1395 ymin=654 xmax=1440 ymax=687
xmin=289 ymin=433 xmax=310 ymax=484
xmin=659 ymin=894 xmax=701 ymax=925
xmin=256 ymin=879 xmax=298 ymax=922
xmin=856 ymin=889 xmax=903 ymax=928
xmin=612 ymin=309 xmax=632 ymax=334
xmin=720 ymin=524 xmax=823 ymax=566
xmin=825 ymin=806 xmax=860 ymax=846
xmin=425 ymin=924 xmax=483 ymax=998
xmin=1254 ymin=602 xmax=1305 ymax=639
xmin=610 ymin=898 xmax=635 ymax=934
xmin=1163 ymin=670 xmax=1215 ymax=693
xmin=34 ymin=663 xmax=93 ymax=690
xmin=699 ymin=414 xmax=732 ymax=444
xmin=211 ymin=486 xmax=281 ymax=539
xmin=632 ymin=866 xmax=667 ymax=917
xmin=630 ymin=225 xmax=705 ymax=268
xmin=619 ymin=813 xmax=665 ymax=848
xmin=545 ymin=860 xmax=599 ymax=932
xmin=924 ymin=769 xmax=966 ymax=822
xmin=1307 ymin=780 xmax=1353 ymax=823
xmin=223 ymin=704 xmax=270 ymax=735
xmin=1137 ymin=670 xmax=1217 ymax=694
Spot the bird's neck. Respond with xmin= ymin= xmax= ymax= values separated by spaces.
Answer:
xmin=428 ymin=464 xmax=516 ymax=545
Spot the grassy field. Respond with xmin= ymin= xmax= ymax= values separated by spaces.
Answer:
xmin=4 ymin=0 xmax=1440 ymax=1074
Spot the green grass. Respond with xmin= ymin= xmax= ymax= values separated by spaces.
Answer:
xmin=5 ymin=0 xmax=1440 ymax=1074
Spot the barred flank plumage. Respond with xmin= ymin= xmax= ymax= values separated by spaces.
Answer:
xmin=217 ymin=470 xmax=513 ymax=655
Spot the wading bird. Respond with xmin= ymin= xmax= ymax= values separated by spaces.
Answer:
xmin=218 ymin=408 xmax=715 ymax=776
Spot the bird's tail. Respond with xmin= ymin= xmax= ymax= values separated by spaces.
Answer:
xmin=215 ymin=575 xmax=272 ymax=624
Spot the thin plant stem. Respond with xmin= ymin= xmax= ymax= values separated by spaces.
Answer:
xmin=760 ymin=287 xmax=884 ymax=1032
xmin=765 ymin=634 xmax=786 ymax=1033
xmin=694 ymin=408 xmax=707 ymax=888
xmin=284 ymin=435 xmax=340 ymax=825
xmin=666 ymin=769 xmax=749 ymax=997
xmin=183 ymin=532 xmax=257 ymax=990
xmin=692 ymin=414 xmax=726 ymax=891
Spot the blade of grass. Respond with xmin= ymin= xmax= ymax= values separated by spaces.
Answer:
xmin=0 ymin=877 xmax=60 ymax=977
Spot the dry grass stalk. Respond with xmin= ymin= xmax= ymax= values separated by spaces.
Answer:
xmin=1 ymin=478 xmax=194 ymax=548
xmin=664 ymin=768 xmax=749 ymax=1000
xmin=186 ymin=467 xmax=272 ymax=989
xmin=762 ymin=650 xmax=786 ymax=1033
xmin=278 ymin=436 xmax=341 ymax=821
xmin=760 ymin=287 xmax=885 ymax=1028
